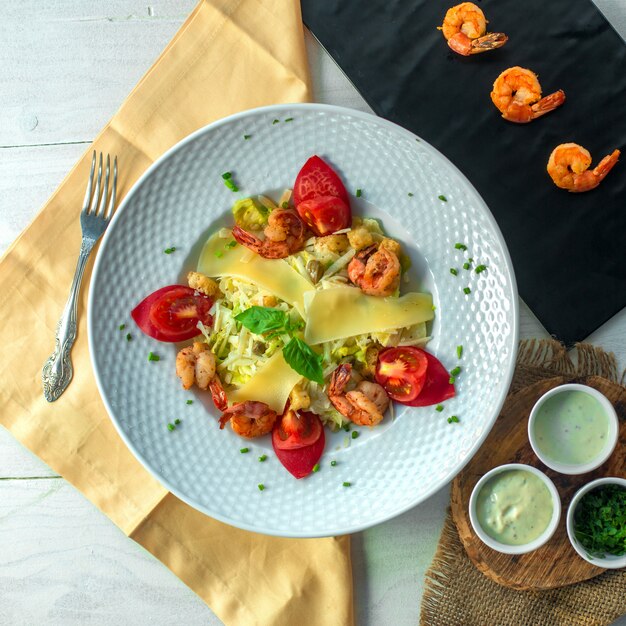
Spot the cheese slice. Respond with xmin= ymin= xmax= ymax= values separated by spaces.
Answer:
xmin=197 ymin=232 xmax=314 ymax=317
xmin=228 ymin=350 xmax=301 ymax=413
xmin=304 ymin=287 xmax=434 ymax=345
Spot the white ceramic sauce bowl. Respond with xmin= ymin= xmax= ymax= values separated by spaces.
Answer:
xmin=566 ymin=477 xmax=626 ymax=569
xmin=469 ymin=463 xmax=561 ymax=555
xmin=527 ymin=384 xmax=619 ymax=475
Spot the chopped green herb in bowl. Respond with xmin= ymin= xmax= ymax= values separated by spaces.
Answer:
xmin=567 ymin=478 xmax=626 ymax=568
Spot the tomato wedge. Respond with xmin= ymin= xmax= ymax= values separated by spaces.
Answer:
xmin=272 ymin=423 xmax=325 ymax=479
xmin=296 ymin=195 xmax=351 ymax=236
xmin=272 ymin=410 xmax=323 ymax=450
xmin=402 ymin=349 xmax=455 ymax=407
xmin=375 ymin=347 xmax=428 ymax=402
xmin=293 ymin=155 xmax=350 ymax=207
xmin=131 ymin=285 xmax=213 ymax=343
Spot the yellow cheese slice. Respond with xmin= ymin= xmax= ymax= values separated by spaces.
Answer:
xmin=197 ymin=232 xmax=314 ymax=317
xmin=228 ymin=350 xmax=301 ymax=413
xmin=304 ymin=287 xmax=434 ymax=345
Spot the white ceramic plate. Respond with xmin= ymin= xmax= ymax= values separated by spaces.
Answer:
xmin=88 ymin=103 xmax=518 ymax=537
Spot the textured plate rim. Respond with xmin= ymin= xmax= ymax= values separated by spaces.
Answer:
xmin=88 ymin=102 xmax=519 ymax=537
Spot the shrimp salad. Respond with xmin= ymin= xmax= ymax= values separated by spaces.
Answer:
xmin=132 ymin=156 xmax=452 ymax=478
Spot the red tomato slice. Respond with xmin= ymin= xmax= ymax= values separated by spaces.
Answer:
xmin=375 ymin=347 xmax=428 ymax=402
xmin=272 ymin=410 xmax=323 ymax=451
xmin=272 ymin=423 xmax=325 ymax=479
xmin=402 ymin=349 xmax=456 ymax=407
xmin=296 ymin=195 xmax=351 ymax=236
xmin=131 ymin=285 xmax=213 ymax=343
xmin=293 ymin=155 xmax=350 ymax=206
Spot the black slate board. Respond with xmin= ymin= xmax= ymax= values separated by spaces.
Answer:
xmin=302 ymin=0 xmax=626 ymax=346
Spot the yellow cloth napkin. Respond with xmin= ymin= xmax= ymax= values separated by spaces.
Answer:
xmin=0 ymin=1 xmax=353 ymax=624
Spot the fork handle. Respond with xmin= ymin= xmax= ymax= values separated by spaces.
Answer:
xmin=42 ymin=240 xmax=95 ymax=402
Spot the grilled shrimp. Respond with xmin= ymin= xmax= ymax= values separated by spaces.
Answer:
xmin=547 ymin=143 xmax=620 ymax=192
xmin=176 ymin=342 xmax=228 ymax=410
xmin=347 ymin=244 xmax=400 ymax=297
xmin=218 ymin=401 xmax=278 ymax=438
xmin=490 ymin=67 xmax=565 ymax=123
xmin=328 ymin=363 xmax=389 ymax=427
xmin=232 ymin=209 xmax=305 ymax=259
xmin=440 ymin=2 xmax=507 ymax=56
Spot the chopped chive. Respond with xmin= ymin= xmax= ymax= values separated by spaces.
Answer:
xmin=438 ymin=194 xmax=448 ymax=202
xmin=258 ymin=483 xmax=265 ymax=491
xmin=448 ymin=415 xmax=460 ymax=424
xmin=454 ymin=243 xmax=467 ymax=251
xmin=167 ymin=423 xmax=175 ymax=431
xmin=240 ymin=447 xmax=249 ymax=454
xmin=126 ymin=333 xmax=132 ymax=341
xmin=272 ymin=119 xmax=280 ymax=124
xmin=225 ymin=240 xmax=237 ymax=249
xmin=463 ymin=262 xmax=470 ymax=270
xmin=312 ymin=463 xmax=320 ymax=473
xmin=449 ymin=376 xmax=456 ymax=384
xmin=356 ymin=188 xmax=362 ymax=197
xmin=342 ymin=481 xmax=351 ymax=487
xmin=221 ymin=172 xmax=232 ymax=180
xmin=284 ymin=117 xmax=294 ymax=122
xmin=174 ymin=418 xmax=181 ymax=425
xmin=243 ymin=134 xmax=251 ymax=140
xmin=330 ymin=460 xmax=337 ymax=467
xmin=214 ymin=250 xmax=223 ymax=258
xmin=223 ymin=178 xmax=239 ymax=192
xmin=351 ymin=431 xmax=359 ymax=439
xmin=281 ymin=201 xmax=289 ymax=209
xmin=186 ymin=400 xmax=193 ymax=405
xmin=450 ymin=268 xmax=458 ymax=276
xmin=475 ymin=264 xmax=487 ymax=274
xmin=258 ymin=454 xmax=267 ymax=462
xmin=463 ymin=287 xmax=471 ymax=295
xmin=148 ymin=352 xmax=160 ymax=362
xmin=468 ymin=257 xmax=474 ymax=263
xmin=118 ymin=323 xmax=126 ymax=331
xmin=457 ymin=345 xmax=463 ymax=359
xmin=343 ymin=423 xmax=351 ymax=432
xmin=431 ymin=304 xmax=436 ymax=311
xmin=435 ymin=404 xmax=444 ymax=412
xmin=450 ymin=366 xmax=461 ymax=376
xmin=163 ymin=247 xmax=176 ymax=254
xmin=408 ymin=192 xmax=414 ymax=197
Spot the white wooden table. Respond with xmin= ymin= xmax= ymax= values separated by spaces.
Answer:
xmin=2 ymin=2 xmax=625 ymax=624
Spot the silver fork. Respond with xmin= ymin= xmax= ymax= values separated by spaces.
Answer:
xmin=42 ymin=151 xmax=118 ymax=402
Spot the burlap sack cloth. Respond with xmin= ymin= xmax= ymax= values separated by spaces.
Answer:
xmin=0 ymin=2 xmax=353 ymax=624
xmin=421 ymin=339 xmax=626 ymax=626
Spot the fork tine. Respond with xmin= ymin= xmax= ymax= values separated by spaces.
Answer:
xmin=82 ymin=151 xmax=96 ymax=212
xmin=89 ymin=153 xmax=103 ymax=215
xmin=96 ymin=154 xmax=110 ymax=216
xmin=106 ymin=156 xmax=118 ymax=220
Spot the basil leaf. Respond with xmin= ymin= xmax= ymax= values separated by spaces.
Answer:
xmin=234 ymin=306 xmax=288 ymax=335
xmin=283 ymin=337 xmax=324 ymax=385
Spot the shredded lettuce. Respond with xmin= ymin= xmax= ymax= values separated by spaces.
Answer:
xmin=196 ymin=217 xmax=431 ymax=428
xmin=232 ymin=197 xmax=270 ymax=231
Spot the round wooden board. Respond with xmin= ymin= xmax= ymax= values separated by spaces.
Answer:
xmin=450 ymin=375 xmax=626 ymax=590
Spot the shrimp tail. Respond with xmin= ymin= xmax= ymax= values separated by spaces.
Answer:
xmin=593 ymin=149 xmax=620 ymax=182
xmin=531 ymin=89 xmax=566 ymax=119
xmin=469 ymin=32 xmax=508 ymax=55
xmin=448 ymin=31 xmax=507 ymax=55
xmin=218 ymin=413 xmax=231 ymax=429
xmin=329 ymin=363 xmax=352 ymax=396
xmin=232 ymin=225 xmax=263 ymax=254
xmin=209 ymin=378 xmax=229 ymax=412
